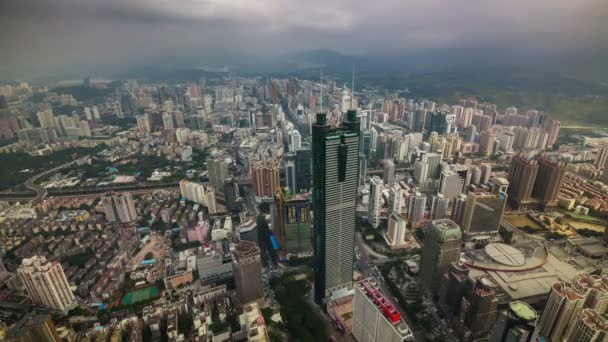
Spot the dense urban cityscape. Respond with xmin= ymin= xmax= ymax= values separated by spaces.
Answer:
xmin=0 ymin=69 xmax=606 ymax=342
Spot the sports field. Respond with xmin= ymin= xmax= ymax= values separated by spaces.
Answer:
xmin=121 ymin=286 xmax=160 ymax=306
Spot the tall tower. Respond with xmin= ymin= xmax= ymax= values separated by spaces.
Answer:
xmin=507 ymin=155 xmax=539 ymax=209
xmin=533 ymin=282 xmax=585 ymax=341
xmin=17 ymin=256 xmax=75 ymax=311
xmin=207 ymin=157 xmax=228 ymax=195
xmin=421 ymin=219 xmax=462 ymax=297
xmin=531 ymin=155 xmax=567 ymax=208
xmin=461 ymin=192 xmax=507 ymax=236
xmin=312 ymin=109 xmax=360 ymax=304
xmin=368 ymin=176 xmax=383 ymax=228
xmin=233 ymin=241 xmax=263 ymax=304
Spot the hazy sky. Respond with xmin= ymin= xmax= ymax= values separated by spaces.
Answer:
xmin=1 ymin=0 xmax=607 ymax=78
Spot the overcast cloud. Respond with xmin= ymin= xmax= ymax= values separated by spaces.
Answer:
xmin=1 ymin=0 xmax=607 ymax=78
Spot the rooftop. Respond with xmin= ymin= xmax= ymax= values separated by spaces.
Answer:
xmin=509 ymin=301 xmax=537 ymax=321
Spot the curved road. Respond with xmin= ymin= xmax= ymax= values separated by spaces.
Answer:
xmin=24 ymin=159 xmax=80 ymax=203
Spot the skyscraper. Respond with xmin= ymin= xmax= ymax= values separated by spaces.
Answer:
xmin=385 ymin=213 xmax=409 ymax=248
xmin=421 ymin=219 xmax=462 ymax=297
xmin=273 ymin=189 xmax=312 ymax=254
xmin=430 ymin=193 xmax=450 ymax=220
xmin=285 ymin=159 xmax=297 ymax=193
xmin=368 ymin=176 xmax=384 ymax=228
xmin=489 ymin=301 xmax=538 ymax=342
xmin=566 ymin=308 xmax=608 ymax=342
xmin=388 ymin=183 xmax=405 ymax=214
xmin=533 ymin=281 xmax=585 ymax=341
xmin=479 ymin=131 xmax=496 ymax=156
xmin=102 ymin=192 xmax=137 ymax=223
xmin=408 ymin=192 xmax=427 ymax=224
xmin=233 ymin=241 xmax=263 ymax=304
xmin=383 ymin=159 xmax=396 ymax=185
xmin=461 ymin=191 xmax=507 ymax=236
xmin=136 ymin=114 xmax=151 ymax=134
xmin=312 ymin=109 xmax=360 ymax=304
xmin=207 ymin=157 xmax=228 ymax=195
xmin=18 ymin=256 xmax=75 ymax=311
xmin=507 ymin=155 xmax=539 ymax=208
xmin=531 ymin=155 xmax=567 ymax=208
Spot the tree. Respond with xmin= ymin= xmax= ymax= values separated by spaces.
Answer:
xmin=499 ymin=226 xmax=513 ymax=244
xmin=144 ymin=252 xmax=154 ymax=260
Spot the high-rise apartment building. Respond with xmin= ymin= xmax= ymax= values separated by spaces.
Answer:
xmin=207 ymin=157 xmax=228 ymax=195
xmin=179 ymin=180 xmax=218 ymax=214
xmin=233 ymin=241 xmax=263 ymax=304
xmin=408 ymin=192 xmax=427 ymax=224
xmin=508 ymin=154 xmax=566 ymax=210
xmin=430 ymin=193 xmax=450 ymax=220
xmin=421 ymin=219 xmax=462 ymax=297
xmin=385 ymin=213 xmax=409 ymax=248
xmin=312 ymin=109 xmax=360 ymax=303
xmin=388 ymin=184 xmax=405 ymax=214
xmin=251 ymin=159 xmax=280 ymax=200
xmin=273 ymin=189 xmax=312 ymax=254
xmin=566 ymin=308 xmax=608 ymax=342
xmin=534 ymin=281 xmax=585 ymax=341
xmin=136 ymin=114 xmax=151 ymax=134
xmin=368 ymin=176 xmax=384 ymax=228
xmin=383 ymin=159 xmax=396 ymax=185
xmin=287 ymin=129 xmax=301 ymax=152
xmin=461 ymin=192 xmax=507 ymax=236
xmin=114 ymin=101 xmax=124 ymax=118
xmin=17 ymin=256 xmax=75 ymax=311
xmin=595 ymin=145 xmax=608 ymax=170
xmin=101 ymin=192 xmax=137 ymax=223
xmin=353 ymin=278 xmax=414 ymax=342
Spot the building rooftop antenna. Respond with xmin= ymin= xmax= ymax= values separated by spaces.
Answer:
xmin=351 ymin=64 xmax=355 ymax=109
xmin=320 ymin=68 xmax=323 ymax=113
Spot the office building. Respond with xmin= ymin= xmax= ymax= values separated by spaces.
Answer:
xmin=439 ymin=170 xmax=465 ymax=200
xmin=461 ymin=192 xmax=507 ymax=236
xmin=17 ymin=256 xmax=75 ymax=311
xmin=102 ymin=192 xmax=137 ymax=223
xmin=353 ymin=278 xmax=414 ymax=342
xmin=295 ymin=146 xmax=312 ymax=193
xmin=285 ymin=159 xmax=297 ymax=194
xmin=312 ymin=109 xmax=360 ymax=303
xmin=207 ymin=157 xmax=229 ymax=195
xmin=421 ymin=219 xmax=462 ymax=297
xmin=233 ymin=241 xmax=263 ymax=304
xmin=197 ymin=253 xmax=233 ymax=285
xmin=273 ymin=189 xmax=312 ymax=254
xmin=489 ymin=301 xmax=538 ymax=342
xmin=368 ymin=176 xmax=384 ymax=228
xmin=251 ymin=159 xmax=280 ymax=200
xmin=179 ymin=180 xmax=218 ymax=214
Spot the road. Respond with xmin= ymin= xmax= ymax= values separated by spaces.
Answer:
xmin=23 ymin=159 xmax=81 ymax=203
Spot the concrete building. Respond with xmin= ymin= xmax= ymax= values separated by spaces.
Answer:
xmin=439 ymin=170 xmax=466 ymax=200
xmin=384 ymin=213 xmax=409 ymax=249
xmin=179 ymin=180 xmax=217 ymax=214
xmin=312 ymin=110 xmax=360 ymax=303
xmin=407 ymin=192 xmax=426 ymax=224
xmin=383 ymin=159 xmax=396 ymax=185
xmin=17 ymin=256 xmax=75 ymax=311
xmin=207 ymin=157 xmax=228 ymax=195
xmin=534 ymin=281 xmax=585 ymax=342
xmin=489 ymin=301 xmax=538 ymax=342
xmin=353 ymin=277 xmax=414 ymax=342
xmin=461 ymin=192 xmax=507 ymax=236
xmin=251 ymin=159 xmax=280 ymax=200
xmin=273 ymin=190 xmax=312 ymax=254
xmin=368 ymin=176 xmax=384 ymax=228
xmin=566 ymin=308 xmax=608 ymax=342
xmin=421 ymin=219 xmax=462 ymax=297
xmin=102 ymin=192 xmax=137 ymax=223
xmin=233 ymin=241 xmax=263 ymax=304
xmin=430 ymin=193 xmax=450 ymax=220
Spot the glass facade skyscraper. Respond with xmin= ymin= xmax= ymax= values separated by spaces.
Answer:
xmin=312 ymin=109 xmax=360 ymax=304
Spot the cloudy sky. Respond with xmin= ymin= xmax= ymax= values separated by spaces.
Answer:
xmin=1 ymin=0 xmax=607 ymax=79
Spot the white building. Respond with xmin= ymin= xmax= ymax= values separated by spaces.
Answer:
xmin=353 ymin=277 xmax=414 ymax=342
xmin=368 ymin=176 xmax=384 ymax=228
xmin=179 ymin=180 xmax=217 ymax=214
xmin=18 ymin=256 xmax=76 ymax=311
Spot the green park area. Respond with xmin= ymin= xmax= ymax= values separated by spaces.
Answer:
xmin=121 ymin=286 xmax=160 ymax=306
